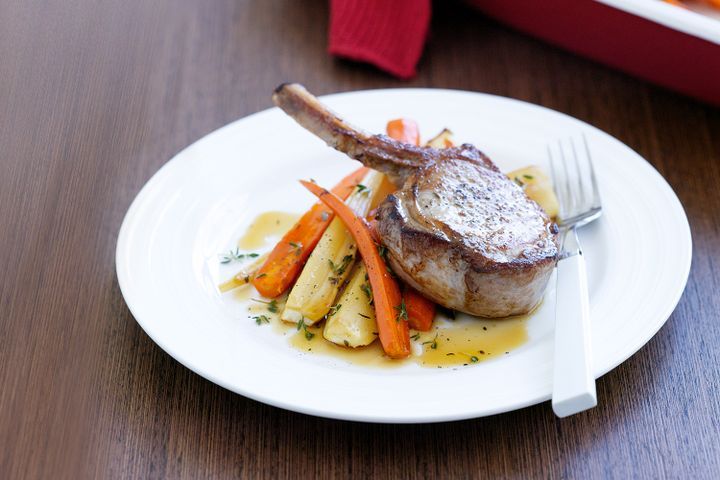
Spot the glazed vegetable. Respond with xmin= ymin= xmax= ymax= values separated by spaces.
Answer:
xmin=506 ymin=165 xmax=560 ymax=219
xmin=252 ymin=167 xmax=369 ymax=298
xmin=300 ymin=180 xmax=411 ymax=359
xmin=282 ymin=170 xmax=385 ymax=325
xmin=323 ymin=262 xmax=378 ymax=347
xmin=425 ymin=128 xmax=455 ymax=148
xmin=403 ymin=286 xmax=436 ymax=332
xmin=386 ymin=118 xmax=420 ymax=145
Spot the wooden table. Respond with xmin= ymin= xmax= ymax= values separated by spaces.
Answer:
xmin=2 ymin=1 xmax=719 ymax=478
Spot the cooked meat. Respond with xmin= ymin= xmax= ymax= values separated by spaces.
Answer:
xmin=273 ymin=83 xmax=559 ymax=317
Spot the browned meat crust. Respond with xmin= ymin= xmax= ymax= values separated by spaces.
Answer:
xmin=273 ymin=83 xmax=559 ymax=317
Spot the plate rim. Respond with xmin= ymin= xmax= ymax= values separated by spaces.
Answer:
xmin=116 ymin=87 xmax=692 ymax=423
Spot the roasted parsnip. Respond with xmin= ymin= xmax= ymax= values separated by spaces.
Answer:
xmin=281 ymin=170 xmax=385 ymax=324
xmin=425 ymin=128 xmax=455 ymax=148
xmin=507 ymin=165 xmax=560 ymax=219
xmin=323 ymin=262 xmax=378 ymax=347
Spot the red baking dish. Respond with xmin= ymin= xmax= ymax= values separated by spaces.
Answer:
xmin=468 ymin=0 xmax=720 ymax=106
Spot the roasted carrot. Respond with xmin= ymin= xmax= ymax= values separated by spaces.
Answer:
xmin=253 ymin=167 xmax=369 ymax=298
xmin=370 ymin=204 xmax=435 ymax=331
xmin=386 ymin=119 xmax=420 ymax=146
xmin=403 ymin=286 xmax=436 ymax=331
xmin=300 ymin=180 xmax=411 ymax=359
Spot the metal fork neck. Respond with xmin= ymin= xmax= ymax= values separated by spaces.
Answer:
xmin=559 ymin=226 xmax=582 ymax=260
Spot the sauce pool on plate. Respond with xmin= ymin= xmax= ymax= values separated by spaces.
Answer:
xmin=249 ymin=299 xmax=529 ymax=369
xmin=286 ymin=312 xmax=529 ymax=368
xmin=237 ymin=211 xmax=299 ymax=250
xmin=230 ymin=211 xmax=531 ymax=368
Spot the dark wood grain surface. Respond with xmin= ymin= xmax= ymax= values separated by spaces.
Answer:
xmin=1 ymin=0 xmax=719 ymax=478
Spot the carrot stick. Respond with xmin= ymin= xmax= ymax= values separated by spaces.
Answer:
xmin=385 ymin=118 xmax=437 ymax=332
xmin=386 ymin=118 xmax=420 ymax=146
xmin=403 ymin=286 xmax=436 ymax=331
xmin=300 ymin=180 xmax=411 ymax=359
xmin=253 ymin=167 xmax=369 ymax=298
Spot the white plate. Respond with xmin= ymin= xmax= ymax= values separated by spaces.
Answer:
xmin=116 ymin=88 xmax=691 ymax=423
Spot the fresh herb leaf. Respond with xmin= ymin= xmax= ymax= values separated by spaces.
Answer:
xmin=358 ymin=313 xmax=371 ymax=319
xmin=328 ymin=254 xmax=354 ymax=277
xmin=252 ymin=315 xmax=270 ymax=325
xmin=343 ymin=340 xmax=350 ymax=347
xmin=251 ymin=298 xmax=279 ymax=313
xmin=470 ymin=356 xmax=479 ymax=363
xmin=219 ymin=248 xmax=258 ymax=264
xmin=219 ymin=248 xmax=241 ymax=264
xmin=296 ymin=318 xmax=315 ymax=340
xmin=360 ymin=283 xmax=373 ymax=304
xmin=326 ymin=304 xmax=342 ymax=318
xmin=355 ymin=183 xmax=368 ymax=193
xmin=289 ymin=241 xmax=303 ymax=255
xmin=522 ymin=174 xmax=534 ymax=180
xmin=377 ymin=245 xmax=388 ymax=260
xmin=255 ymin=273 xmax=267 ymax=279
xmin=268 ymin=300 xmax=278 ymax=313
xmin=394 ymin=299 xmax=408 ymax=322
xmin=513 ymin=176 xmax=524 ymax=187
xmin=422 ymin=333 xmax=439 ymax=350
xmin=410 ymin=332 xmax=421 ymax=341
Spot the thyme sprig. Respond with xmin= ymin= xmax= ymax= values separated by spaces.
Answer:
xmin=326 ymin=304 xmax=342 ymax=318
xmin=360 ymin=281 xmax=373 ymax=305
xmin=394 ymin=299 xmax=408 ymax=322
xmin=289 ymin=241 xmax=303 ymax=255
xmin=251 ymin=298 xmax=279 ymax=313
xmin=422 ymin=332 xmax=439 ymax=350
xmin=328 ymin=254 xmax=354 ymax=277
xmin=252 ymin=315 xmax=270 ymax=325
xmin=219 ymin=248 xmax=259 ymax=264
xmin=296 ymin=318 xmax=315 ymax=340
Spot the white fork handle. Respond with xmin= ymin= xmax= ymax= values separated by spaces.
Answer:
xmin=552 ymin=250 xmax=597 ymax=417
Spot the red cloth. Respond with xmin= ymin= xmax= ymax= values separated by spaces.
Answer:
xmin=328 ymin=0 xmax=432 ymax=79
xmin=327 ymin=0 xmax=719 ymax=106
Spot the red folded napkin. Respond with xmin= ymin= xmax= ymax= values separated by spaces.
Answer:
xmin=328 ymin=0 xmax=432 ymax=79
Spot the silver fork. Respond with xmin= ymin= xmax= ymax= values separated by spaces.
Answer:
xmin=547 ymin=133 xmax=602 ymax=418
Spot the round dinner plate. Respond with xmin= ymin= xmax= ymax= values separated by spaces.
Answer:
xmin=116 ymin=88 xmax=691 ymax=423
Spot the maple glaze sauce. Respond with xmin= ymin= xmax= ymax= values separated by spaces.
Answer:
xmin=237 ymin=211 xmax=299 ymax=250
xmin=288 ymin=313 xmax=529 ymax=368
xmin=235 ymin=211 xmax=531 ymax=369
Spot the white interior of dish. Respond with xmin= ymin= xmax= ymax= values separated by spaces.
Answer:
xmin=597 ymin=0 xmax=720 ymax=44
